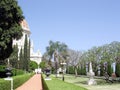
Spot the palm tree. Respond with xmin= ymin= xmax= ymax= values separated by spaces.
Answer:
xmin=46 ymin=40 xmax=68 ymax=77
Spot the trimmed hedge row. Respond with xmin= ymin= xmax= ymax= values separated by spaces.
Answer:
xmin=41 ymin=75 xmax=49 ymax=90
xmin=0 ymin=79 xmax=11 ymax=90
xmin=12 ymin=68 xmax=25 ymax=76
xmin=0 ymin=73 xmax=34 ymax=90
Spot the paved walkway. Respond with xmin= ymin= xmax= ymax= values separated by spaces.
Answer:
xmin=16 ymin=74 xmax=43 ymax=90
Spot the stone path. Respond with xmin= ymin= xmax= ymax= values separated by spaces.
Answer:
xmin=16 ymin=74 xmax=43 ymax=90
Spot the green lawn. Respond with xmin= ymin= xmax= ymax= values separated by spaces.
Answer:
xmin=44 ymin=75 xmax=87 ymax=90
xmin=64 ymin=74 xmax=120 ymax=90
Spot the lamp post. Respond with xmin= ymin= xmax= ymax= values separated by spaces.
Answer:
xmin=4 ymin=58 xmax=13 ymax=90
xmin=61 ymin=62 xmax=66 ymax=81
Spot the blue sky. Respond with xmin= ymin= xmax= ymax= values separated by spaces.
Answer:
xmin=18 ymin=0 xmax=120 ymax=54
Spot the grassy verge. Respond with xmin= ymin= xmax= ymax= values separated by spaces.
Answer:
xmin=43 ymin=75 xmax=87 ymax=90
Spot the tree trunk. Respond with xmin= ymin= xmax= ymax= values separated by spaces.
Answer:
xmin=75 ymin=67 xmax=78 ymax=77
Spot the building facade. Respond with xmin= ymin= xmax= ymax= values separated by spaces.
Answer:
xmin=13 ymin=19 xmax=42 ymax=65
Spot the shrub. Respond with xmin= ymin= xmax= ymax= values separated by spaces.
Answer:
xmin=115 ymin=63 xmax=120 ymax=77
xmin=67 ymin=66 xmax=75 ymax=74
xmin=12 ymin=69 xmax=24 ymax=76
xmin=100 ymin=62 xmax=104 ymax=76
xmin=107 ymin=62 xmax=113 ymax=76
xmin=0 ymin=65 xmax=7 ymax=78
xmin=0 ymin=65 xmax=6 ymax=71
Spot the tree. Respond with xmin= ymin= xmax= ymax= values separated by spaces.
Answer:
xmin=0 ymin=0 xmax=24 ymax=63
xmin=68 ymin=49 xmax=82 ymax=77
xmin=46 ymin=40 xmax=68 ymax=77
xmin=27 ymin=39 xmax=31 ymax=70
xmin=9 ymin=44 xmax=18 ymax=68
xmin=39 ymin=61 xmax=46 ymax=72
xmin=19 ymin=48 xmax=24 ymax=69
xmin=115 ymin=57 xmax=120 ymax=77
xmin=23 ymin=35 xmax=29 ymax=71
xmin=29 ymin=61 xmax=38 ymax=71
xmin=107 ymin=61 xmax=113 ymax=76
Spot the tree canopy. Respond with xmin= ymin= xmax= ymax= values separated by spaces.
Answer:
xmin=0 ymin=0 xmax=24 ymax=63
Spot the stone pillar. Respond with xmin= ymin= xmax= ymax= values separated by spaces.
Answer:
xmin=87 ymin=62 xmax=97 ymax=85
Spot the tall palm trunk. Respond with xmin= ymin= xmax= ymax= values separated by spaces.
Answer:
xmin=54 ymin=51 xmax=58 ymax=78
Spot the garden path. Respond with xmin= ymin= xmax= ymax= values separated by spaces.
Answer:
xmin=16 ymin=74 xmax=43 ymax=90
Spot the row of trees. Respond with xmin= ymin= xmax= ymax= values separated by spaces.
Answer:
xmin=9 ymin=35 xmax=32 ymax=72
xmin=43 ymin=41 xmax=120 ymax=78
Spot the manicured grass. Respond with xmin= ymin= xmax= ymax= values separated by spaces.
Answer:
xmin=64 ymin=74 xmax=120 ymax=90
xmin=44 ymin=75 xmax=87 ymax=90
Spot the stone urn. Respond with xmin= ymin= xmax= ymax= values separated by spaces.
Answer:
xmin=45 ymin=68 xmax=51 ymax=80
xmin=45 ymin=69 xmax=50 ymax=77
xmin=5 ymin=67 xmax=12 ymax=78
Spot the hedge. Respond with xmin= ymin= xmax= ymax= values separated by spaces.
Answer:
xmin=41 ymin=75 xmax=49 ymax=90
xmin=0 ymin=79 xmax=11 ymax=90
xmin=0 ymin=73 xmax=34 ymax=90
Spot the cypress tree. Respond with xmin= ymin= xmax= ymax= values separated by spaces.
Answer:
xmin=115 ymin=57 xmax=120 ymax=77
xmin=107 ymin=62 xmax=113 ymax=76
xmin=27 ymin=39 xmax=31 ymax=71
xmin=19 ymin=48 xmax=24 ymax=69
xmin=23 ymin=35 xmax=28 ymax=71
xmin=115 ymin=62 xmax=120 ymax=77
xmin=100 ymin=62 xmax=104 ymax=76
xmin=9 ymin=44 xmax=18 ymax=68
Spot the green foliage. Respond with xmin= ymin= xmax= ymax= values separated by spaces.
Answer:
xmin=115 ymin=63 xmax=120 ymax=77
xmin=77 ymin=67 xmax=81 ymax=75
xmin=77 ymin=66 xmax=86 ymax=75
xmin=46 ymin=40 xmax=68 ymax=66
xmin=12 ymin=68 xmax=24 ymax=76
xmin=51 ymin=67 xmax=55 ymax=74
xmin=67 ymin=66 xmax=75 ymax=74
xmin=0 ymin=0 xmax=24 ymax=61
xmin=41 ymin=75 xmax=49 ymax=90
xmin=107 ymin=62 xmax=113 ymax=76
xmin=0 ymin=65 xmax=6 ymax=78
xmin=100 ymin=62 xmax=104 ymax=76
xmin=81 ymin=66 xmax=86 ymax=75
xmin=23 ymin=35 xmax=29 ymax=71
xmin=0 ymin=74 xmax=33 ymax=90
xmin=39 ymin=61 xmax=46 ymax=71
xmin=0 ymin=65 xmax=6 ymax=71
xmin=29 ymin=61 xmax=38 ymax=71
xmin=0 ymin=80 xmax=11 ymax=90
xmin=27 ymin=39 xmax=31 ymax=70
xmin=19 ymin=48 xmax=24 ymax=69
xmin=9 ymin=45 xmax=19 ymax=68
